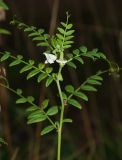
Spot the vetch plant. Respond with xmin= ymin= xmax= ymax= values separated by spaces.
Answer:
xmin=0 ymin=12 xmax=121 ymax=160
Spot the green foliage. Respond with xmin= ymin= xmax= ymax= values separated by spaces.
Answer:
xmin=10 ymin=19 xmax=50 ymax=48
xmin=52 ymin=14 xmax=74 ymax=52
xmin=66 ymin=47 xmax=107 ymax=69
xmin=0 ymin=51 xmax=55 ymax=88
xmin=63 ymin=72 xmax=104 ymax=110
xmin=0 ymin=12 xmax=121 ymax=160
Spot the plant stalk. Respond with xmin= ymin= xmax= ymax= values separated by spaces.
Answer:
xmin=56 ymin=74 xmax=65 ymax=160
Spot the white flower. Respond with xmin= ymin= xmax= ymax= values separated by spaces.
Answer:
xmin=56 ymin=59 xmax=67 ymax=65
xmin=43 ymin=52 xmax=67 ymax=65
xmin=43 ymin=52 xmax=57 ymax=64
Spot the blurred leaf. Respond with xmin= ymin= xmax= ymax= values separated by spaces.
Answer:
xmin=33 ymin=36 xmax=45 ymax=41
xmin=9 ymin=59 xmax=21 ymax=67
xmin=41 ymin=125 xmax=55 ymax=135
xmin=58 ymin=27 xmax=65 ymax=34
xmin=67 ymin=24 xmax=73 ymax=29
xmin=61 ymin=22 xmax=67 ymax=27
xmin=45 ymin=67 xmax=53 ymax=73
xmin=56 ymin=33 xmax=64 ymax=40
xmin=73 ymin=92 xmax=88 ymax=101
xmin=91 ymin=75 xmax=103 ymax=81
xmin=28 ymin=60 xmax=35 ymax=65
xmin=0 ymin=52 xmax=10 ymax=61
xmin=73 ymin=49 xmax=80 ymax=55
xmin=65 ymin=85 xmax=74 ymax=93
xmin=0 ymin=28 xmax=11 ymax=35
xmin=65 ymin=35 xmax=74 ymax=41
xmin=37 ymin=73 xmax=47 ymax=82
xmin=38 ymin=63 xmax=45 ymax=70
xmin=27 ymin=96 xmax=35 ymax=102
xmin=46 ymin=76 xmax=53 ymax=87
xmin=99 ymin=52 xmax=106 ymax=59
xmin=37 ymin=42 xmax=49 ymax=47
xmin=67 ymin=61 xmax=76 ymax=69
xmin=68 ymin=99 xmax=82 ymax=109
xmin=42 ymin=99 xmax=49 ymax=109
xmin=81 ymin=85 xmax=97 ymax=92
xmin=63 ymin=44 xmax=71 ymax=49
xmin=16 ymin=98 xmax=27 ymax=104
xmin=27 ymin=114 xmax=46 ymax=124
xmin=87 ymin=79 xmax=102 ymax=85
xmin=26 ymin=106 xmax=38 ymax=112
xmin=75 ymin=57 xmax=84 ymax=64
xmin=47 ymin=106 xmax=58 ymax=116
xmin=61 ymin=92 xmax=67 ymax=99
xmin=27 ymin=110 xmax=46 ymax=124
xmin=27 ymin=69 xmax=39 ymax=80
xmin=20 ymin=65 xmax=33 ymax=73
xmin=63 ymin=118 xmax=73 ymax=123
xmin=65 ymin=30 xmax=75 ymax=36
xmin=80 ymin=46 xmax=87 ymax=53
xmin=16 ymin=89 xmax=23 ymax=95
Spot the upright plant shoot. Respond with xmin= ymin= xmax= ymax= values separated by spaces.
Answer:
xmin=0 ymin=12 xmax=120 ymax=160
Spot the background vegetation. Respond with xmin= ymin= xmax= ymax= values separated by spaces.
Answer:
xmin=0 ymin=0 xmax=122 ymax=160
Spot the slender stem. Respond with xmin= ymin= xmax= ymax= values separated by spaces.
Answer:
xmin=56 ymin=79 xmax=64 ymax=160
xmin=55 ymin=64 xmax=65 ymax=160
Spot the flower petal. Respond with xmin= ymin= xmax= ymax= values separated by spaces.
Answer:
xmin=43 ymin=52 xmax=57 ymax=64
xmin=56 ymin=59 xmax=67 ymax=65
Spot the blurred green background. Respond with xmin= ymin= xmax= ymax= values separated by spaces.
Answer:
xmin=0 ymin=0 xmax=122 ymax=159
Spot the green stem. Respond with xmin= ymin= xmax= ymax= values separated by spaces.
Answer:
xmin=55 ymin=64 xmax=65 ymax=160
xmin=56 ymin=79 xmax=64 ymax=160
